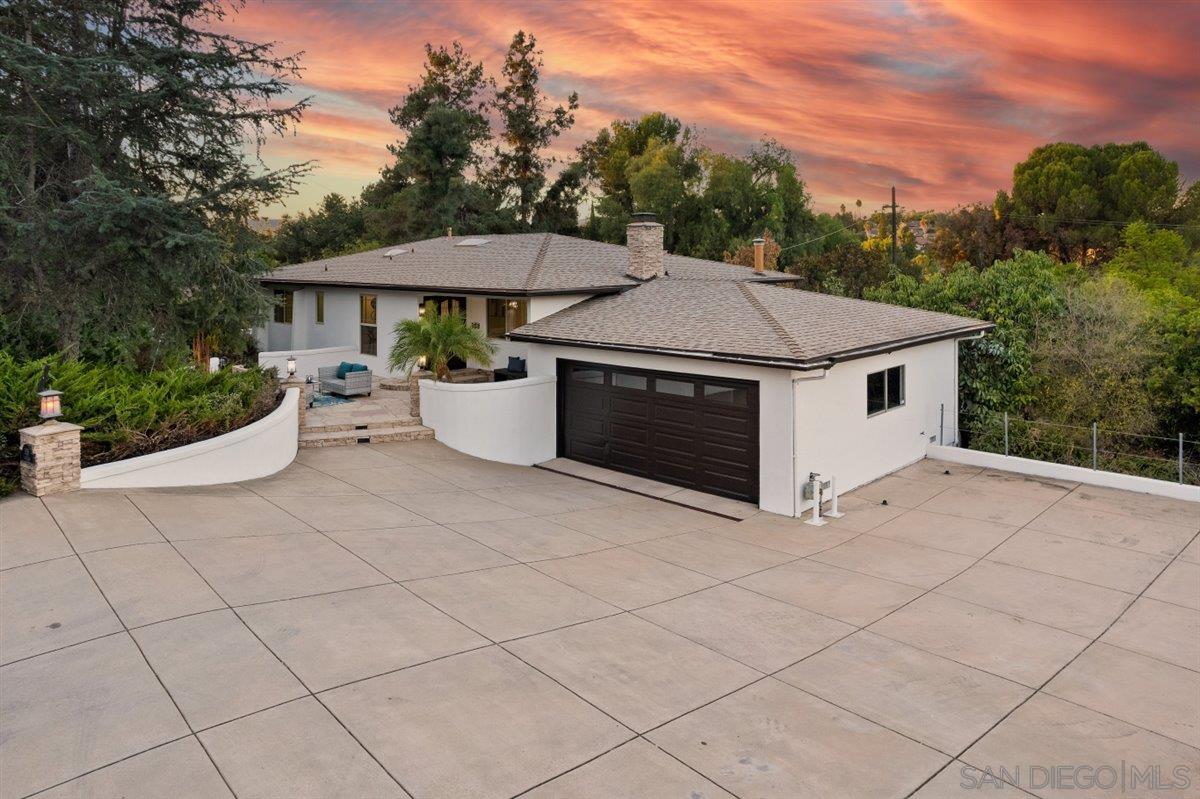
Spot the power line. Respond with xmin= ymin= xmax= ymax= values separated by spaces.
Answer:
xmin=778 ymin=222 xmax=861 ymax=253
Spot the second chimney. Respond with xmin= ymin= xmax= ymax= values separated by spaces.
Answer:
xmin=752 ymin=237 xmax=766 ymax=272
xmin=626 ymin=212 xmax=664 ymax=280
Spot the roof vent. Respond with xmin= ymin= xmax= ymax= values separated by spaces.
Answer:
xmin=384 ymin=247 xmax=409 ymax=259
xmin=455 ymin=238 xmax=490 ymax=247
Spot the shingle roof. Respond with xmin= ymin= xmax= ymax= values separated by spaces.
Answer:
xmin=509 ymin=280 xmax=992 ymax=369
xmin=262 ymin=232 xmax=795 ymax=295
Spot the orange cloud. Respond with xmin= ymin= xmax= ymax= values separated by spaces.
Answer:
xmin=218 ymin=0 xmax=1200 ymax=217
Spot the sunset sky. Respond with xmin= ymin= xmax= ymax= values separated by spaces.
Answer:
xmin=222 ymin=0 xmax=1200 ymax=218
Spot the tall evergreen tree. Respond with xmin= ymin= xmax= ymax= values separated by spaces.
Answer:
xmin=367 ymin=40 xmax=512 ymax=242
xmin=0 ymin=0 xmax=309 ymax=364
xmin=488 ymin=31 xmax=578 ymax=225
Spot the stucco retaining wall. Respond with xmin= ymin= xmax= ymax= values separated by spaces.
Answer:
xmin=80 ymin=388 xmax=299 ymax=489
xmin=927 ymin=443 xmax=1200 ymax=502
xmin=258 ymin=345 xmax=360 ymax=379
xmin=418 ymin=376 xmax=557 ymax=465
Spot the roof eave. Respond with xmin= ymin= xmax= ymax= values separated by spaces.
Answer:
xmin=259 ymin=277 xmax=631 ymax=297
xmin=508 ymin=323 xmax=995 ymax=372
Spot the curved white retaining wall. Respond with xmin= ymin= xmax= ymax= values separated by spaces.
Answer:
xmin=259 ymin=345 xmax=359 ymax=378
xmin=80 ymin=388 xmax=299 ymax=489
xmin=419 ymin=376 xmax=556 ymax=465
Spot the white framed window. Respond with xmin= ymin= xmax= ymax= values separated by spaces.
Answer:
xmin=867 ymin=365 xmax=905 ymax=416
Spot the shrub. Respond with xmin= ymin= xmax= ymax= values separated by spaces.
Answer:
xmin=1 ymin=353 xmax=278 ymax=496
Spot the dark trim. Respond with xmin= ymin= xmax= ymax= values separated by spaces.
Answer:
xmin=531 ymin=464 xmax=745 ymax=521
xmin=822 ymin=324 xmax=993 ymax=364
xmin=259 ymin=279 xmax=631 ymax=298
xmin=511 ymin=323 xmax=993 ymax=371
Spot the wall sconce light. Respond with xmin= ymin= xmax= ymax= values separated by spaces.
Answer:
xmin=36 ymin=365 xmax=62 ymax=421
xmin=286 ymin=355 xmax=297 ymax=377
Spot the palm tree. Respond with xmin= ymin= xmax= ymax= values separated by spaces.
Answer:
xmin=388 ymin=301 xmax=496 ymax=381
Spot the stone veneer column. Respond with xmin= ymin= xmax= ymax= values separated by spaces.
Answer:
xmin=282 ymin=377 xmax=307 ymax=431
xmin=409 ymin=371 xmax=431 ymax=420
xmin=625 ymin=217 xmax=665 ymax=280
xmin=19 ymin=421 xmax=83 ymax=497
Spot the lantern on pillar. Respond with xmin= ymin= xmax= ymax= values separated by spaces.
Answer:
xmin=286 ymin=355 xmax=297 ymax=378
xmin=36 ymin=365 xmax=62 ymax=421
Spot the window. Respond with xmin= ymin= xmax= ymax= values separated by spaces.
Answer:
xmin=571 ymin=367 xmax=604 ymax=384
xmin=704 ymin=384 xmax=748 ymax=405
xmin=486 ymin=298 xmax=529 ymax=338
xmin=613 ymin=372 xmax=647 ymax=390
xmin=315 ymin=291 xmax=325 ymax=325
xmin=360 ymin=294 xmax=377 ymax=356
xmin=655 ymin=378 xmax=695 ymax=397
xmin=273 ymin=290 xmax=293 ymax=324
xmin=867 ymin=365 xmax=905 ymax=416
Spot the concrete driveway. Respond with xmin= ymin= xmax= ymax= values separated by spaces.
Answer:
xmin=1 ymin=441 xmax=1197 ymax=798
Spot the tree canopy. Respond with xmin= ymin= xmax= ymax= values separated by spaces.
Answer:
xmin=1 ymin=0 xmax=309 ymax=365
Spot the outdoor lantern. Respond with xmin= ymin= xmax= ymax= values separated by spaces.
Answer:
xmin=36 ymin=365 xmax=62 ymax=421
xmin=286 ymin=355 xmax=297 ymax=377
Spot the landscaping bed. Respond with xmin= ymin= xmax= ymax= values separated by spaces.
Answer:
xmin=0 ymin=353 xmax=279 ymax=496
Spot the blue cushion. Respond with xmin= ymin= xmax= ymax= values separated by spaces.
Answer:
xmin=507 ymin=356 xmax=526 ymax=373
xmin=336 ymin=361 xmax=353 ymax=379
xmin=349 ymin=363 xmax=369 ymax=373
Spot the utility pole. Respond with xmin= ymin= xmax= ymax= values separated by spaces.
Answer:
xmin=882 ymin=186 xmax=899 ymax=267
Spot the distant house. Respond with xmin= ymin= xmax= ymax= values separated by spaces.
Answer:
xmin=248 ymin=217 xmax=282 ymax=235
xmin=258 ymin=217 xmax=990 ymax=514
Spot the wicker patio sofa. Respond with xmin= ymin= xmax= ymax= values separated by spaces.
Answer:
xmin=318 ymin=364 xmax=373 ymax=397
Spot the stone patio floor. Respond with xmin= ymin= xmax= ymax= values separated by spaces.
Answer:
xmin=1 ymin=441 xmax=1197 ymax=798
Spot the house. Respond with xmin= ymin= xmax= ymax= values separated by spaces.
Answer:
xmin=259 ymin=215 xmax=992 ymax=516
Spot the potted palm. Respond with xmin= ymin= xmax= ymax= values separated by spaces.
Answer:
xmin=388 ymin=301 xmax=497 ymax=381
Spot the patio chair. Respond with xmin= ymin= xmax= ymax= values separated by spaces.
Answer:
xmin=318 ymin=363 xmax=373 ymax=397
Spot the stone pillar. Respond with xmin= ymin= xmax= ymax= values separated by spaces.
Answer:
xmin=19 ymin=421 xmax=83 ymax=497
xmin=409 ymin=371 xmax=431 ymax=420
xmin=625 ymin=214 xmax=664 ymax=280
xmin=282 ymin=378 xmax=307 ymax=431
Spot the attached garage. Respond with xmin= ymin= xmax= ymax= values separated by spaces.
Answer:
xmin=556 ymin=360 xmax=760 ymax=503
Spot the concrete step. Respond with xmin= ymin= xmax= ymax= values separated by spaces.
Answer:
xmin=299 ymin=424 xmax=434 ymax=448
xmin=302 ymin=418 xmax=421 ymax=434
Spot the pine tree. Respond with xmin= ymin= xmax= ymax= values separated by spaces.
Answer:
xmin=0 ymin=0 xmax=310 ymax=363
xmin=488 ymin=31 xmax=578 ymax=225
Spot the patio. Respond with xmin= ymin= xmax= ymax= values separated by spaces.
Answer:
xmin=1 ymin=442 xmax=1197 ymax=798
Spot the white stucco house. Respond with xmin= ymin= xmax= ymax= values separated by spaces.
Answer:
xmin=258 ymin=215 xmax=992 ymax=517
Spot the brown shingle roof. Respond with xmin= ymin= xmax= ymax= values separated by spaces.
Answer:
xmin=262 ymin=233 xmax=795 ymax=295
xmin=509 ymin=281 xmax=992 ymax=369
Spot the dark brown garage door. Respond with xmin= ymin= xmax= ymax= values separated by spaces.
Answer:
xmin=557 ymin=360 xmax=759 ymax=503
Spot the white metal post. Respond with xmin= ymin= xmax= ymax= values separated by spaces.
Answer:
xmin=804 ymin=474 xmax=827 ymax=527
xmin=825 ymin=475 xmax=844 ymax=518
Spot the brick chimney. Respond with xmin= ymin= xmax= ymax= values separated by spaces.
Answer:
xmin=626 ymin=212 xmax=664 ymax=280
xmin=752 ymin=237 xmax=765 ymax=272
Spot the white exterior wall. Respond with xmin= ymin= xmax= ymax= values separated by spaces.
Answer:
xmin=419 ymin=376 xmax=558 ymax=465
xmin=81 ymin=388 xmax=299 ymax=489
xmin=524 ymin=344 xmax=799 ymax=516
xmin=258 ymin=287 xmax=594 ymax=375
xmin=793 ymin=339 xmax=959 ymax=504
xmin=258 ymin=346 xmax=360 ymax=379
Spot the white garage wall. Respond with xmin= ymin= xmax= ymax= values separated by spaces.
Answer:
xmin=419 ymin=376 xmax=558 ymax=465
xmin=524 ymin=344 xmax=798 ymax=516
xmin=793 ymin=339 xmax=959 ymax=503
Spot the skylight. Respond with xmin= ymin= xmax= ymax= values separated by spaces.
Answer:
xmin=383 ymin=247 xmax=409 ymax=258
xmin=454 ymin=238 xmax=490 ymax=247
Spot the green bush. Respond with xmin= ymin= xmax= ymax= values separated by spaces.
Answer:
xmin=1 ymin=353 xmax=279 ymax=496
